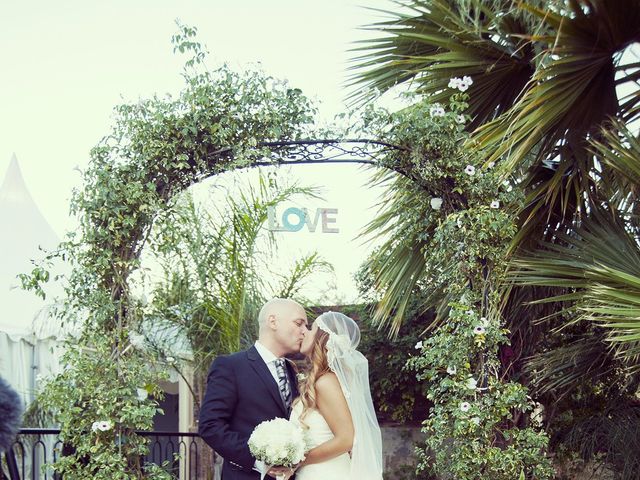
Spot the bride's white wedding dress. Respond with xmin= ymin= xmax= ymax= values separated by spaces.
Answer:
xmin=290 ymin=401 xmax=351 ymax=480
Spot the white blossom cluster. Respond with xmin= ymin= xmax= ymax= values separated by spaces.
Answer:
xmin=429 ymin=103 xmax=446 ymax=117
xmin=248 ymin=418 xmax=307 ymax=468
xmin=448 ymin=76 xmax=474 ymax=92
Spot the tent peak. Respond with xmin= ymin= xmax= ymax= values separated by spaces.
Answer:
xmin=0 ymin=153 xmax=33 ymax=205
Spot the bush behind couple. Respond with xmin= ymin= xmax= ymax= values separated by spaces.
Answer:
xmin=198 ymin=298 xmax=383 ymax=480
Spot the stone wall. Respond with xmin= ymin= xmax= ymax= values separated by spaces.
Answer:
xmin=382 ymin=425 xmax=422 ymax=479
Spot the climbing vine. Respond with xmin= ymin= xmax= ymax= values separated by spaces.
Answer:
xmin=359 ymin=81 xmax=554 ymax=479
xmin=23 ymin=24 xmax=319 ymax=479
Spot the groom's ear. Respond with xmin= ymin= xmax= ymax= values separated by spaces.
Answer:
xmin=267 ymin=314 xmax=278 ymax=330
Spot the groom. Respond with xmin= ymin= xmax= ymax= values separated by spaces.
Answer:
xmin=199 ymin=298 xmax=308 ymax=480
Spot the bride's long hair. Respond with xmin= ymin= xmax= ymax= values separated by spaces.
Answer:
xmin=296 ymin=327 xmax=330 ymax=426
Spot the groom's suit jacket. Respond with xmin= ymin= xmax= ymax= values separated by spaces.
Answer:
xmin=199 ymin=345 xmax=299 ymax=480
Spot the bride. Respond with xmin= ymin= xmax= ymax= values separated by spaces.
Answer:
xmin=288 ymin=311 xmax=383 ymax=480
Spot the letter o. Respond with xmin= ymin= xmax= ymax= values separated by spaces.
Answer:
xmin=282 ymin=207 xmax=305 ymax=232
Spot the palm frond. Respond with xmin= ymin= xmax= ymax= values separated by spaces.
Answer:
xmin=590 ymin=118 xmax=640 ymax=199
xmin=475 ymin=0 xmax=640 ymax=170
xmin=348 ymin=0 xmax=539 ymax=127
xmin=556 ymin=404 xmax=640 ymax=480
xmin=510 ymin=208 xmax=640 ymax=365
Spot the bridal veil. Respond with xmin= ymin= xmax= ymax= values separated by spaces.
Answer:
xmin=316 ymin=311 xmax=383 ymax=480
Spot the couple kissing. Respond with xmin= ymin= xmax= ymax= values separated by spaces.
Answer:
xmin=198 ymin=298 xmax=383 ymax=480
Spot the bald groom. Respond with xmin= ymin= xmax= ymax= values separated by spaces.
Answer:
xmin=198 ymin=298 xmax=308 ymax=480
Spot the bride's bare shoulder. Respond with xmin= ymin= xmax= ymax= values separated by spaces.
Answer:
xmin=315 ymin=372 xmax=341 ymax=396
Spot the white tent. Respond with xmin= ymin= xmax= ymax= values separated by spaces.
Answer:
xmin=0 ymin=154 xmax=64 ymax=405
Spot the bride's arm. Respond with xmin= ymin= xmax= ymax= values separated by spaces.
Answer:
xmin=299 ymin=372 xmax=354 ymax=467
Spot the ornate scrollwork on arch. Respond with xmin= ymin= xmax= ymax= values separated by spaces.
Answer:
xmin=202 ymin=138 xmax=413 ymax=182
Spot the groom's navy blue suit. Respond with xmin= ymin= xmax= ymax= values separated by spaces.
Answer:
xmin=199 ymin=345 xmax=299 ymax=480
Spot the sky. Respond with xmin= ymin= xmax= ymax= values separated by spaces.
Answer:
xmin=1 ymin=0 xmax=399 ymax=304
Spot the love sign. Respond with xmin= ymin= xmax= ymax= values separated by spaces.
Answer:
xmin=267 ymin=206 xmax=339 ymax=233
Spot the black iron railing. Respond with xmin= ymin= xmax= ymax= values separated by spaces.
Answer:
xmin=0 ymin=429 xmax=201 ymax=480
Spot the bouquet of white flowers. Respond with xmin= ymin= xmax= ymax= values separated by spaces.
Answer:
xmin=249 ymin=418 xmax=307 ymax=478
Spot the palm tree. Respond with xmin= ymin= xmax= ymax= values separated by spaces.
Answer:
xmin=352 ymin=2 xmax=640 ymax=473
xmin=351 ymin=0 xmax=640 ymax=345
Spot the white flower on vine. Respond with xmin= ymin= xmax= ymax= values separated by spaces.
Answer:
xmin=480 ymin=317 xmax=489 ymax=327
xmin=490 ymin=200 xmax=500 ymax=209
xmin=455 ymin=114 xmax=466 ymax=124
xmin=447 ymin=366 xmax=457 ymax=375
xmin=166 ymin=356 xmax=176 ymax=364
xmin=460 ymin=402 xmax=471 ymax=412
xmin=466 ymin=377 xmax=478 ymax=390
xmin=430 ymin=197 xmax=443 ymax=210
xmin=415 ymin=341 xmax=423 ymax=350
xmin=429 ymin=104 xmax=445 ymax=117
xmin=136 ymin=388 xmax=148 ymax=401
xmin=464 ymin=165 xmax=476 ymax=176
xmin=487 ymin=161 xmax=495 ymax=169
xmin=471 ymin=416 xmax=481 ymax=426
xmin=457 ymin=76 xmax=473 ymax=92
xmin=474 ymin=325 xmax=486 ymax=335
xmin=449 ymin=76 xmax=473 ymax=92
xmin=93 ymin=420 xmax=112 ymax=432
xmin=465 ymin=309 xmax=474 ymax=316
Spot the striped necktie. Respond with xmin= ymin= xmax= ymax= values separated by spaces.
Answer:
xmin=275 ymin=358 xmax=292 ymax=410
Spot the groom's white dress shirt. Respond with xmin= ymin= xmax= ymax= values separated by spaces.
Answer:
xmin=254 ymin=340 xmax=283 ymax=386
xmin=252 ymin=340 xmax=288 ymax=476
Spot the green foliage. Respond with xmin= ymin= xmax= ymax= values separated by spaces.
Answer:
xmin=21 ymin=24 xmax=320 ymax=477
xmin=549 ymin=401 xmax=640 ymax=480
xmin=353 ymin=2 xmax=640 ymax=476
xmin=511 ymin=208 xmax=640 ymax=363
xmin=39 ymin=329 xmax=170 ymax=479
xmin=356 ymin=85 xmax=552 ymax=477
xmin=408 ymin=305 xmax=553 ymax=479
xmin=357 ymin=88 xmax=521 ymax=332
